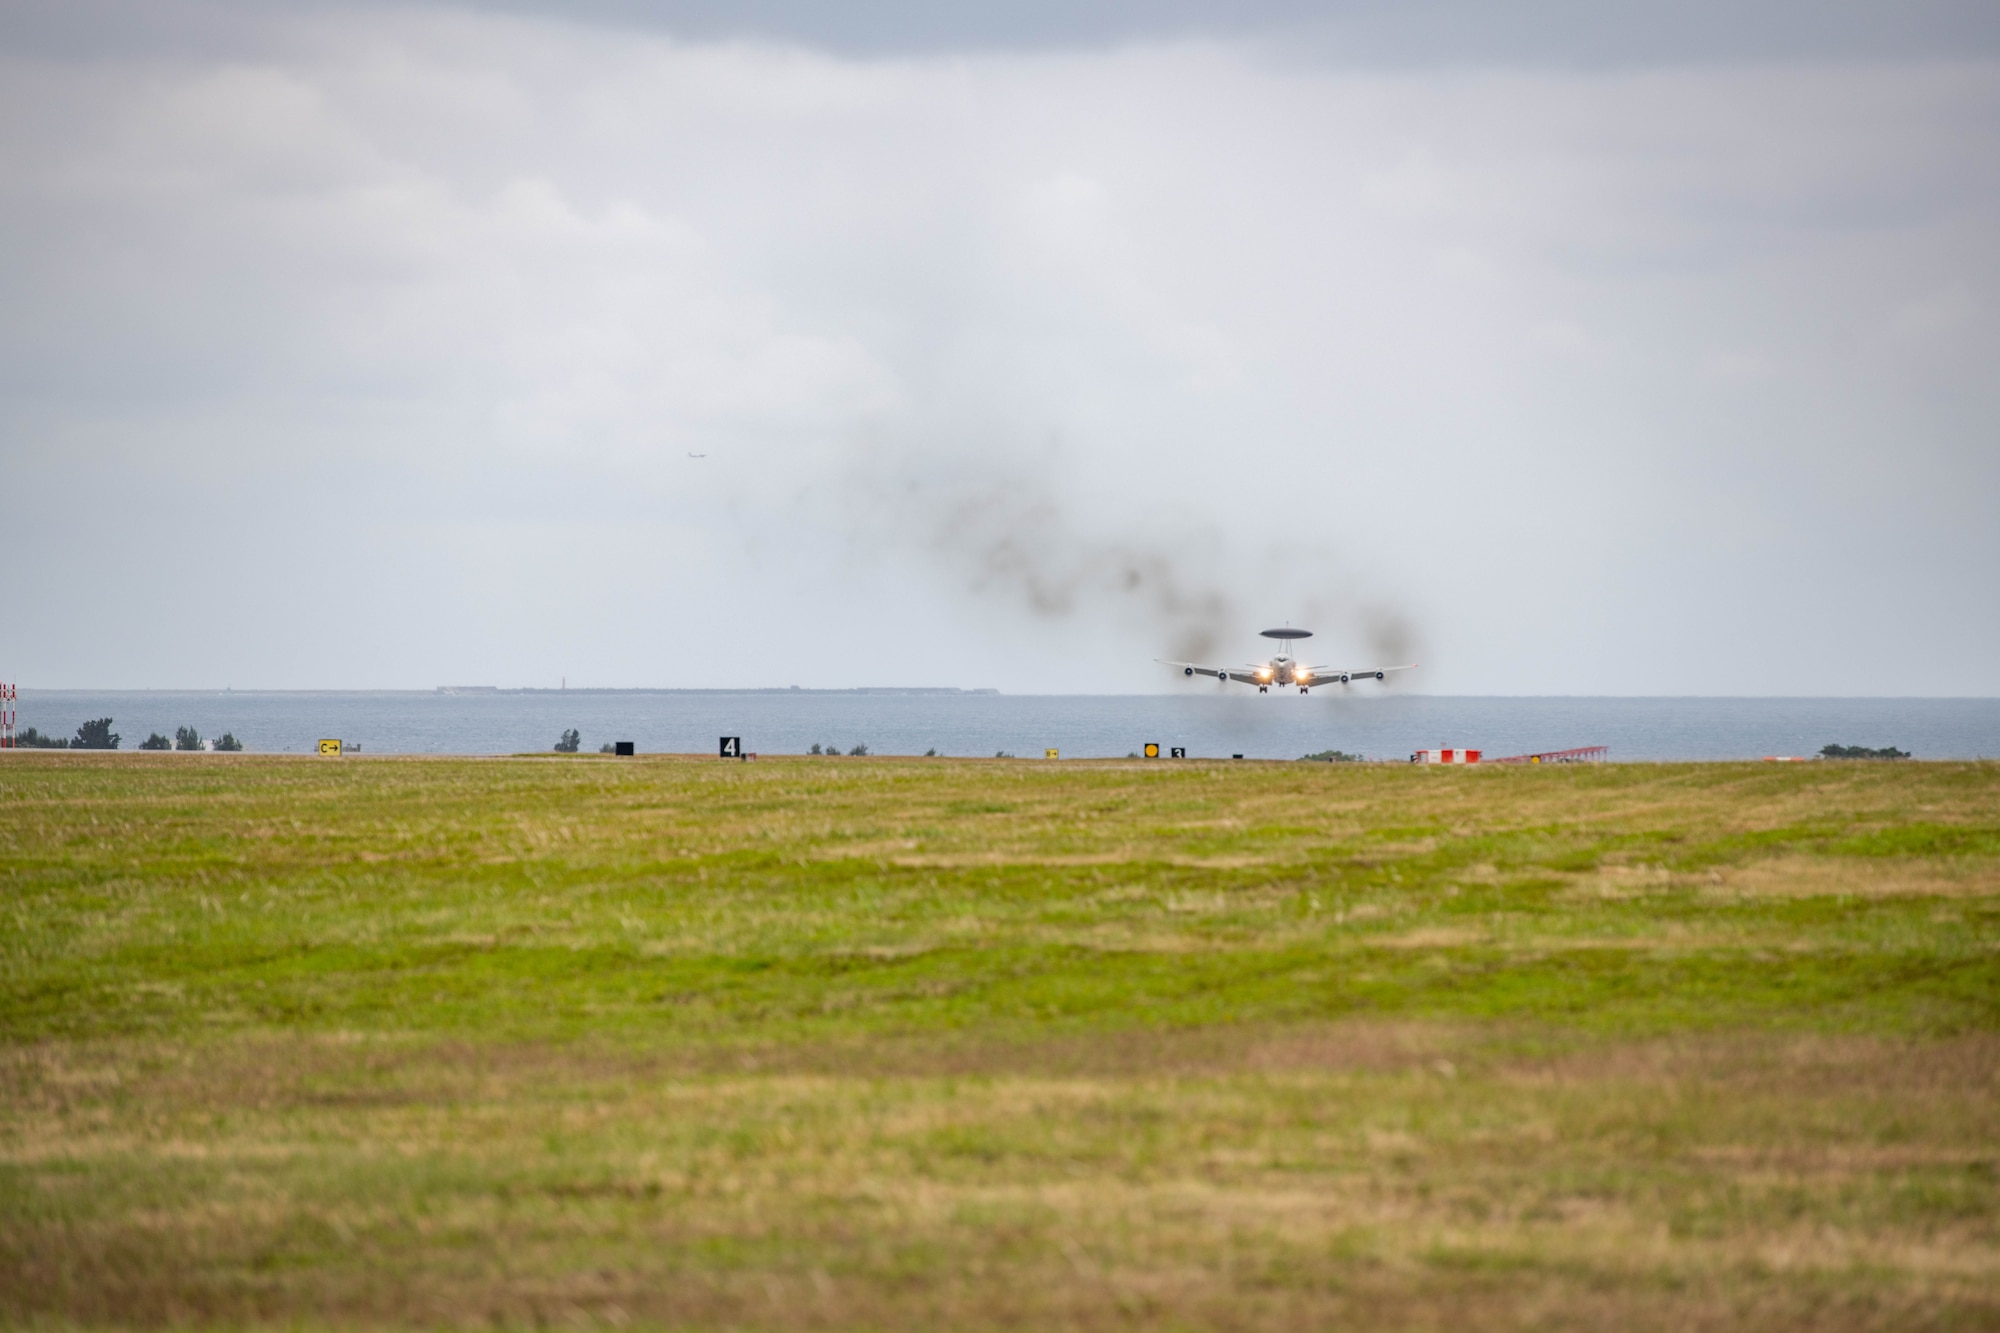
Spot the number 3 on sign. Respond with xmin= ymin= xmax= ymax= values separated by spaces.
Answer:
xmin=318 ymin=739 xmax=341 ymax=755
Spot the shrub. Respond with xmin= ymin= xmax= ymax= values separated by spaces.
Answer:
xmin=175 ymin=726 xmax=203 ymax=751
xmin=139 ymin=733 xmax=172 ymax=750
xmin=924 ymin=748 xmax=937 ymax=757
xmin=213 ymin=733 xmax=243 ymax=752
xmin=848 ymin=743 xmax=869 ymax=756
xmin=1301 ymin=749 xmax=1366 ymax=763
xmin=73 ymin=718 xmax=119 ymax=750
xmin=14 ymin=727 xmax=66 ymax=749
xmin=1820 ymin=743 xmax=1910 ymax=760
xmin=554 ymin=729 xmax=581 ymax=753
xmin=599 ymin=742 xmax=615 ymax=754
xmin=809 ymin=743 xmax=822 ymax=755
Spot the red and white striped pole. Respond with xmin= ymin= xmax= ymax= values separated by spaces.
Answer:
xmin=1 ymin=683 xmax=14 ymax=748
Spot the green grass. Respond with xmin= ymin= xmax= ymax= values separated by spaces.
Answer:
xmin=1 ymin=754 xmax=1996 ymax=1329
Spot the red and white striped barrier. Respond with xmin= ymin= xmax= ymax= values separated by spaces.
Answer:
xmin=1412 ymin=748 xmax=1481 ymax=764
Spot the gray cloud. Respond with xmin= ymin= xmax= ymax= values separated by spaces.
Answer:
xmin=7 ymin=0 xmax=2000 ymax=65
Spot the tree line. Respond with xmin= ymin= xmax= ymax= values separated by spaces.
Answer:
xmin=14 ymin=719 xmax=242 ymax=750
xmin=1819 ymin=743 xmax=1910 ymax=760
xmin=553 ymin=730 xmax=622 ymax=754
xmin=139 ymin=725 xmax=244 ymax=751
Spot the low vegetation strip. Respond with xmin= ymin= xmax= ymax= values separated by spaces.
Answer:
xmin=1 ymin=755 xmax=1995 ymax=1329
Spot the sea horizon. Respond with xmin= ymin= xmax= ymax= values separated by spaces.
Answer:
xmin=7 ymin=690 xmax=1997 ymax=762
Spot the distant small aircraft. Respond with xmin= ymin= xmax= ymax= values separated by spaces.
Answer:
xmin=1162 ymin=628 xmax=1415 ymax=694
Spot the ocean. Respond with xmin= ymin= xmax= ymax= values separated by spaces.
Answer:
xmin=8 ymin=690 xmax=1998 ymax=762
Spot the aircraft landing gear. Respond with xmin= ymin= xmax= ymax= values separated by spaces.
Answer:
xmin=1258 ymin=685 xmax=1268 ymax=693
xmin=1300 ymin=686 xmax=1309 ymax=694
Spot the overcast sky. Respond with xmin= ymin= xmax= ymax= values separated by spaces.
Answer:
xmin=3 ymin=0 xmax=1997 ymax=693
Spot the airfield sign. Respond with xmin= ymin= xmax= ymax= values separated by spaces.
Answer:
xmin=317 ymin=739 xmax=341 ymax=755
xmin=1144 ymin=743 xmax=1160 ymax=758
xmin=720 ymin=736 xmax=741 ymax=758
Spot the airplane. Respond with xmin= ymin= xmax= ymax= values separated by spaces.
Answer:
xmin=1162 ymin=628 xmax=1416 ymax=694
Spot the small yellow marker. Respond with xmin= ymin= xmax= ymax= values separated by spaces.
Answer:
xmin=1143 ymin=743 xmax=1160 ymax=758
xmin=318 ymin=739 xmax=342 ymax=755
xmin=1045 ymin=748 xmax=1059 ymax=760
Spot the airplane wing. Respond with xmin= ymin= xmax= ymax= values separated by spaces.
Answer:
xmin=1298 ymin=663 xmax=1417 ymax=688
xmin=1160 ymin=660 xmax=1260 ymax=684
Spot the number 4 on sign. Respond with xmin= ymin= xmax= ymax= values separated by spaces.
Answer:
xmin=719 ymin=736 xmax=741 ymax=758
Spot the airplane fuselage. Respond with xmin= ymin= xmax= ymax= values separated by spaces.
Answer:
xmin=1255 ymin=654 xmax=1306 ymax=688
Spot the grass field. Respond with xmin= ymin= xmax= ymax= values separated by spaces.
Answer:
xmin=2 ymin=752 xmax=1996 ymax=1330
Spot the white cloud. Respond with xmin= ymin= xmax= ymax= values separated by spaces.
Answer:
xmin=0 ymin=14 xmax=1996 ymax=691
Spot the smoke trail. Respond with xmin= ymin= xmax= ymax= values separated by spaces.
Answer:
xmin=841 ymin=445 xmax=1238 ymax=662
xmin=834 ymin=438 xmax=1421 ymax=678
xmin=1297 ymin=593 xmax=1424 ymax=683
